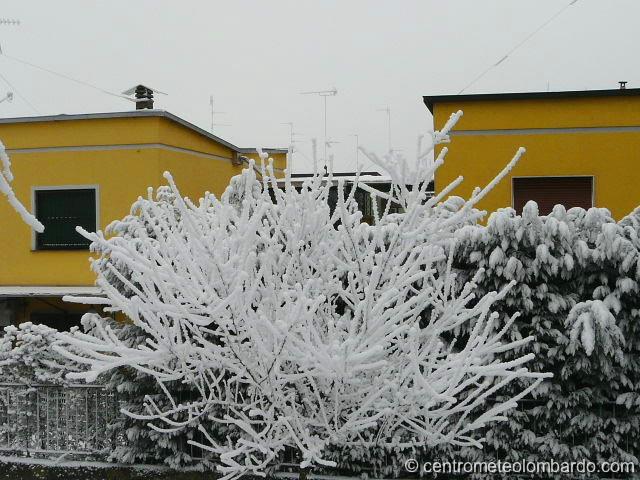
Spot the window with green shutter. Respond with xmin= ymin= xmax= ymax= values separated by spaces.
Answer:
xmin=35 ymin=188 xmax=97 ymax=250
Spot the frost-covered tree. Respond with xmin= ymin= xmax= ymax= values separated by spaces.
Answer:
xmin=57 ymin=112 xmax=548 ymax=479
xmin=0 ymin=140 xmax=43 ymax=231
xmin=88 ymin=316 xmax=228 ymax=469
xmin=76 ymin=187 xmax=231 ymax=469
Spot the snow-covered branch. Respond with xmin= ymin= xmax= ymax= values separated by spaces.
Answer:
xmin=0 ymin=140 xmax=44 ymax=232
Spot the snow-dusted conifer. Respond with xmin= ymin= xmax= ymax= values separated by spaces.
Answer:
xmin=0 ymin=322 xmax=85 ymax=384
xmin=56 ymin=112 xmax=547 ymax=479
xmin=450 ymin=202 xmax=640 ymax=470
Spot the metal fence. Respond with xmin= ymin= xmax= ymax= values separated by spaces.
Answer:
xmin=0 ymin=383 xmax=122 ymax=455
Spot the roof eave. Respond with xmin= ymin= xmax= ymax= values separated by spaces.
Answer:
xmin=236 ymin=148 xmax=289 ymax=155
xmin=0 ymin=110 xmax=287 ymax=154
xmin=423 ymin=88 xmax=640 ymax=115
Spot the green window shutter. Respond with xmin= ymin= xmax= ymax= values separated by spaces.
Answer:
xmin=35 ymin=189 xmax=96 ymax=250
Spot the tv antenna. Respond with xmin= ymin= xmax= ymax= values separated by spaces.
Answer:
xmin=281 ymin=121 xmax=304 ymax=146
xmin=325 ymin=139 xmax=340 ymax=173
xmin=0 ymin=18 xmax=19 ymax=56
xmin=209 ymin=95 xmax=231 ymax=132
xmin=0 ymin=18 xmax=20 ymax=26
xmin=300 ymin=87 xmax=337 ymax=168
xmin=281 ymin=121 xmax=304 ymax=172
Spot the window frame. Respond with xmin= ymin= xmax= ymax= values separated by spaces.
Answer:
xmin=511 ymin=175 xmax=595 ymax=213
xmin=31 ymin=184 xmax=100 ymax=251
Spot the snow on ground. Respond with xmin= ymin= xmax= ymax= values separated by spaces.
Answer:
xmin=0 ymin=455 xmax=203 ymax=480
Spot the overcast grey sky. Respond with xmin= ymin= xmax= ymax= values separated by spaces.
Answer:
xmin=0 ymin=0 xmax=637 ymax=173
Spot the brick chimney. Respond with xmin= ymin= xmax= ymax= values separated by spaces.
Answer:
xmin=133 ymin=85 xmax=154 ymax=109
xmin=122 ymin=84 xmax=163 ymax=110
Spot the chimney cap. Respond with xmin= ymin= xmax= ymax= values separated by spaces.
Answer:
xmin=121 ymin=84 xmax=167 ymax=96
xmin=122 ymin=84 xmax=167 ymax=110
xmin=619 ymin=81 xmax=628 ymax=90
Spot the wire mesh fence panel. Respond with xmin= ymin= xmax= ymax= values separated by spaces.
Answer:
xmin=0 ymin=383 xmax=121 ymax=455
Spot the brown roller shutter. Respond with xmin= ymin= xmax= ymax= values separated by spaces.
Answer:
xmin=513 ymin=177 xmax=593 ymax=215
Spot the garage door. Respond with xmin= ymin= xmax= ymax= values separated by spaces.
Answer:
xmin=513 ymin=176 xmax=593 ymax=215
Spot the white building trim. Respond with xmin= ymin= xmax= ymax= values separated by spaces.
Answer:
xmin=0 ymin=286 xmax=103 ymax=298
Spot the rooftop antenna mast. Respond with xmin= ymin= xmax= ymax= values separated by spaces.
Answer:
xmin=377 ymin=106 xmax=391 ymax=153
xmin=300 ymin=87 xmax=337 ymax=171
xmin=324 ymin=139 xmax=340 ymax=173
xmin=281 ymin=121 xmax=303 ymax=147
xmin=209 ymin=95 xmax=231 ymax=132
xmin=281 ymin=122 xmax=303 ymax=172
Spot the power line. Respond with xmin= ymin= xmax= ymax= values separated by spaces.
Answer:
xmin=0 ymin=68 xmax=39 ymax=114
xmin=0 ymin=16 xmax=37 ymax=112
xmin=0 ymin=52 xmax=132 ymax=103
xmin=459 ymin=0 xmax=580 ymax=94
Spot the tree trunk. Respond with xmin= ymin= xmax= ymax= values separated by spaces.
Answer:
xmin=299 ymin=466 xmax=311 ymax=480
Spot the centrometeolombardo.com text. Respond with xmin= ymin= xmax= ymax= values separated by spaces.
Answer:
xmin=404 ymin=458 xmax=635 ymax=476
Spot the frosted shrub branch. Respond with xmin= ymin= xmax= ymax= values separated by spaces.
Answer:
xmin=0 ymin=140 xmax=44 ymax=231
xmin=56 ymin=111 xmax=548 ymax=479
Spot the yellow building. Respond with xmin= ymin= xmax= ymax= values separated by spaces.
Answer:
xmin=0 ymin=109 xmax=287 ymax=328
xmin=424 ymin=88 xmax=640 ymax=220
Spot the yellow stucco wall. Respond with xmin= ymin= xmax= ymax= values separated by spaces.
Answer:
xmin=0 ymin=114 xmax=283 ymax=288
xmin=157 ymin=117 xmax=234 ymax=159
xmin=158 ymin=148 xmax=243 ymax=203
xmin=432 ymin=96 xmax=640 ymax=219
xmin=0 ymin=116 xmax=161 ymax=149
xmin=0 ymin=146 xmax=160 ymax=285
xmin=270 ymin=152 xmax=287 ymax=173
xmin=241 ymin=151 xmax=288 ymax=178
